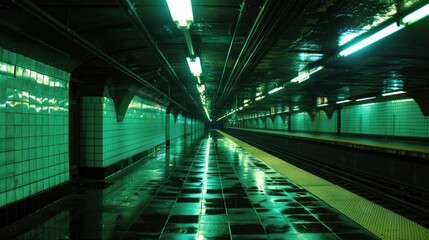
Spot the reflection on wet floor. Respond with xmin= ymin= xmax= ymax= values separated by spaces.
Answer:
xmin=0 ymin=132 xmax=379 ymax=239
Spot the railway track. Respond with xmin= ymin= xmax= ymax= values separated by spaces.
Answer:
xmin=225 ymin=130 xmax=429 ymax=228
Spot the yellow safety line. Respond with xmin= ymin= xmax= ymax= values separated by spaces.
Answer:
xmin=218 ymin=130 xmax=429 ymax=240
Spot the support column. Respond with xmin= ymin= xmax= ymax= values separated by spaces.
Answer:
xmin=166 ymin=105 xmax=173 ymax=147
xmin=337 ymin=106 xmax=342 ymax=136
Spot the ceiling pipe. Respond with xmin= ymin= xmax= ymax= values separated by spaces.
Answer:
xmin=183 ymin=29 xmax=195 ymax=56
xmin=117 ymin=0 xmax=201 ymax=111
xmin=217 ymin=0 xmax=270 ymax=105
xmin=12 ymin=0 xmax=190 ymax=112
xmin=222 ymin=4 xmax=279 ymax=100
xmin=225 ymin=1 xmax=311 ymax=99
xmin=213 ymin=0 xmax=246 ymax=106
xmin=218 ymin=1 xmax=312 ymax=110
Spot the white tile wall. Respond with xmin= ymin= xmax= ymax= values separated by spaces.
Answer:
xmin=80 ymin=96 xmax=166 ymax=168
xmin=0 ymin=47 xmax=70 ymax=207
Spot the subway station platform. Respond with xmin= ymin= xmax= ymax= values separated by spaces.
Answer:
xmin=0 ymin=132 xmax=427 ymax=239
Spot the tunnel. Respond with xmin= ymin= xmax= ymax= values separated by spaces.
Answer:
xmin=0 ymin=0 xmax=429 ymax=239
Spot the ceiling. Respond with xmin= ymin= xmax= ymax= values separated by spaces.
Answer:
xmin=1 ymin=0 xmax=428 ymax=121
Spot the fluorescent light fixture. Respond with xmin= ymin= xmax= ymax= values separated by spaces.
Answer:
xmin=186 ymin=57 xmax=202 ymax=77
xmin=268 ymin=86 xmax=284 ymax=94
xmin=338 ymin=4 xmax=429 ymax=57
xmin=317 ymin=103 xmax=329 ymax=107
xmin=291 ymin=71 xmax=310 ymax=83
xmin=309 ymin=66 xmax=324 ymax=75
xmin=243 ymin=99 xmax=251 ymax=103
xmin=203 ymin=105 xmax=211 ymax=121
xmin=239 ymin=107 xmax=243 ymax=110
xmin=255 ymin=95 xmax=265 ymax=101
xmin=244 ymin=103 xmax=249 ymax=107
xmin=336 ymin=99 xmax=351 ymax=104
xmin=403 ymin=3 xmax=429 ymax=24
xmin=381 ymin=90 xmax=406 ymax=96
xmin=197 ymin=84 xmax=205 ymax=93
xmin=166 ymin=0 xmax=194 ymax=28
xmin=356 ymin=96 xmax=376 ymax=102
xmin=339 ymin=23 xmax=403 ymax=57
xmin=217 ymin=115 xmax=225 ymax=121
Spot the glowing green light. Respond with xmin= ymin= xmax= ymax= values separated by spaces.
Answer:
xmin=290 ymin=72 xmax=309 ymax=83
xmin=356 ymin=96 xmax=376 ymax=102
xmin=336 ymin=99 xmax=351 ymax=104
xmin=403 ymin=3 xmax=429 ymax=24
xmin=255 ymin=95 xmax=265 ymax=101
xmin=0 ymin=61 xmax=15 ymax=75
xmin=339 ymin=23 xmax=403 ymax=57
xmin=268 ymin=86 xmax=284 ymax=94
xmin=197 ymin=84 xmax=205 ymax=93
xmin=381 ymin=90 xmax=406 ymax=96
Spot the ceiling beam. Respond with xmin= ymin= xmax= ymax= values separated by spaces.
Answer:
xmin=12 ymin=0 xmax=190 ymax=112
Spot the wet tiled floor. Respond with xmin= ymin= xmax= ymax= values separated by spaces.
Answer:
xmin=0 ymin=132 xmax=379 ymax=239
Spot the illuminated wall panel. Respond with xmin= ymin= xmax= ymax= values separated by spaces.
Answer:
xmin=235 ymin=99 xmax=428 ymax=138
xmin=0 ymin=47 xmax=70 ymax=208
xmin=291 ymin=112 xmax=312 ymax=131
xmin=249 ymin=119 xmax=257 ymax=128
xmin=256 ymin=118 xmax=264 ymax=129
xmin=342 ymin=99 xmax=429 ymax=137
xmin=80 ymin=96 xmax=166 ymax=168
xmin=273 ymin=115 xmax=288 ymax=130
xmin=291 ymin=111 xmax=337 ymax=133
xmin=265 ymin=117 xmax=274 ymax=129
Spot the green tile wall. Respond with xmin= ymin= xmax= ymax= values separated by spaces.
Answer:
xmin=0 ymin=47 xmax=70 ymax=208
xmin=186 ymin=118 xmax=192 ymax=135
xmin=170 ymin=113 xmax=185 ymax=140
xmin=291 ymin=111 xmax=337 ymax=133
xmin=236 ymin=99 xmax=428 ymax=138
xmin=80 ymin=96 xmax=166 ymax=168
xmin=342 ymin=99 xmax=429 ymax=137
xmin=273 ymin=115 xmax=288 ymax=130
xmin=250 ymin=118 xmax=263 ymax=129
xmin=266 ymin=118 xmax=274 ymax=129
xmin=196 ymin=120 xmax=204 ymax=138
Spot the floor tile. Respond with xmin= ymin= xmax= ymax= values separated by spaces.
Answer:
xmin=0 ymin=133 xmax=379 ymax=240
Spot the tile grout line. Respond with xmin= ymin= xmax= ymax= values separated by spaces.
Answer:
xmin=217 ymin=130 xmax=429 ymax=240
